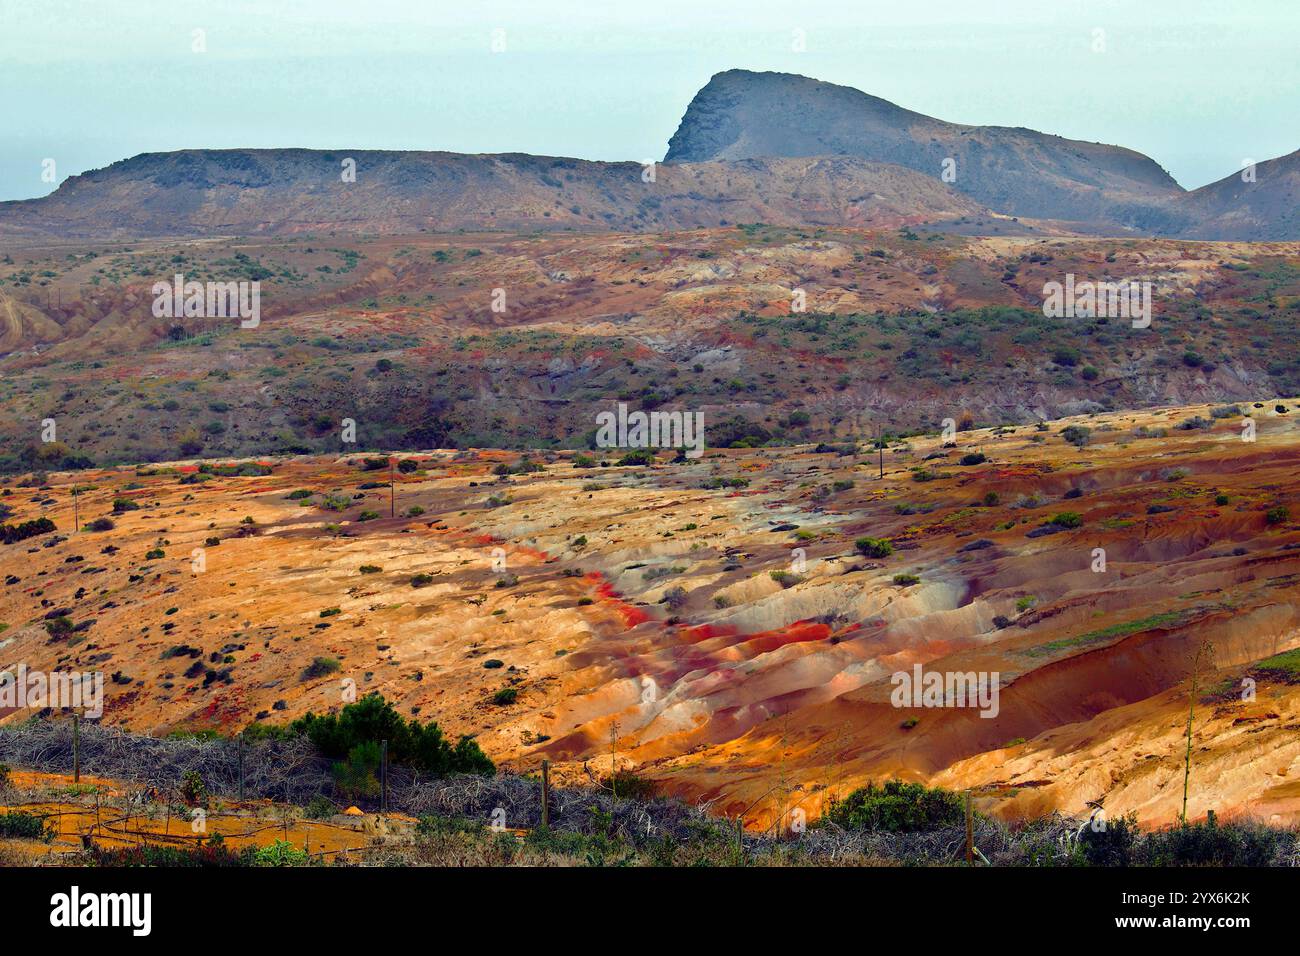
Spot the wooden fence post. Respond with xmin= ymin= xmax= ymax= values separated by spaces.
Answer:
xmin=380 ymin=739 xmax=388 ymax=813
xmin=541 ymin=759 xmax=551 ymax=829
xmin=965 ymin=789 xmax=974 ymax=865
xmin=72 ymin=713 xmax=80 ymax=783
xmin=237 ymin=733 xmax=245 ymax=802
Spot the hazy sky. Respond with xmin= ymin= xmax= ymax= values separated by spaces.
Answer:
xmin=2 ymin=0 xmax=1297 ymax=201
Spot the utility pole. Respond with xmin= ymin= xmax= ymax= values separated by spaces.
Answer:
xmin=389 ymin=457 xmax=395 ymax=518
xmin=72 ymin=486 xmax=79 ymax=532
xmin=609 ymin=722 xmax=619 ymax=801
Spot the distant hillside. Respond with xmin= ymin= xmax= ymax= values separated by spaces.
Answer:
xmin=1174 ymin=150 xmax=1300 ymax=241
xmin=665 ymin=70 xmax=1185 ymax=228
xmin=0 ymin=150 xmax=986 ymax=242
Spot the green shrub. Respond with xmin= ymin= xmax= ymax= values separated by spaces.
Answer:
xmin=0 ymin=516 xmax=57 ymax=543
xmin=823 ymin=780 xmax=964 ymax=832
xmin=1144 ymin=817 xmax=1283 ymax=867
xmin=854 ymin=537 xmax=893 ymax=559
xmin=0 ymin=812 xmax=54 ymax=841
xmin=616 ymin=449 xmax=656 ymax=466
xmin=302 ymin=656 xmax=341 ymax=679
xmin=305 ymin=795 xmax=337 ymax=819
xmin=291 ymin=692 xmax=493 ymax=778
xmin=179 ymin=770 xmax=207 ymax=806
xmin=252 ymin=839 xmax=310 ymax=867
xmin=332 ymin=741 xmax=381 ymax=799
xmin=1060 ymin=425 xmax=1091 ymax=447
xmin=1079 ymin=813 xmax=1139 ymax=866
xmin=607 ymin=769 xmax=657 ymax=801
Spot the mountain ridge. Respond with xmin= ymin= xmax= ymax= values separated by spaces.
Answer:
xmin=1 ymin=69 xmax=1295 ymax=242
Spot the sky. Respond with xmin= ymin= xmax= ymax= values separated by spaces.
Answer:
xmin=1 ymin=0 xmax=1297 ymax=201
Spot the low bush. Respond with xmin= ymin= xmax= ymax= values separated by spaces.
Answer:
xmin=854 ymin=537 xmax=893 ymax=559
xmin=823 ymin=780 xmax=964 ymax=832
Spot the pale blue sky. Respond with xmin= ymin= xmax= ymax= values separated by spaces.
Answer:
xmin=2 ymin=0 xmax=1297 ymax=201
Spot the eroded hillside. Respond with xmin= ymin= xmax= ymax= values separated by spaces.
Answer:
xmin=3 ymin=400 xmax=1298 ymax=831
xmin=2 ymin=229 xmax=1299 ymax=473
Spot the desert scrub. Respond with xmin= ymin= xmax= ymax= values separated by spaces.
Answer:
xmin=1028 ymin=609 xmax=1188 ymax=657
xmin=854 ymin=537 xmax=893 ymax=558
xmin=0 ymin=811 xmax=53 ymax=841
xmin=1060 ymin=425 xmax=1091 ymax=447
xmin=302 ymin=656 xmax=341 ymax=679
xmin=642 ymin=565 xmax=679 ymax=581
xmin=1251 ymin=648 xmax=1300 ymax=682
xmin=822 ymin=780 xmax=964 ymax=832
xmin=305 ymin=795 xmax=336 ymax=819
xmin=290 ymin=692 xmax=494 ymax=778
